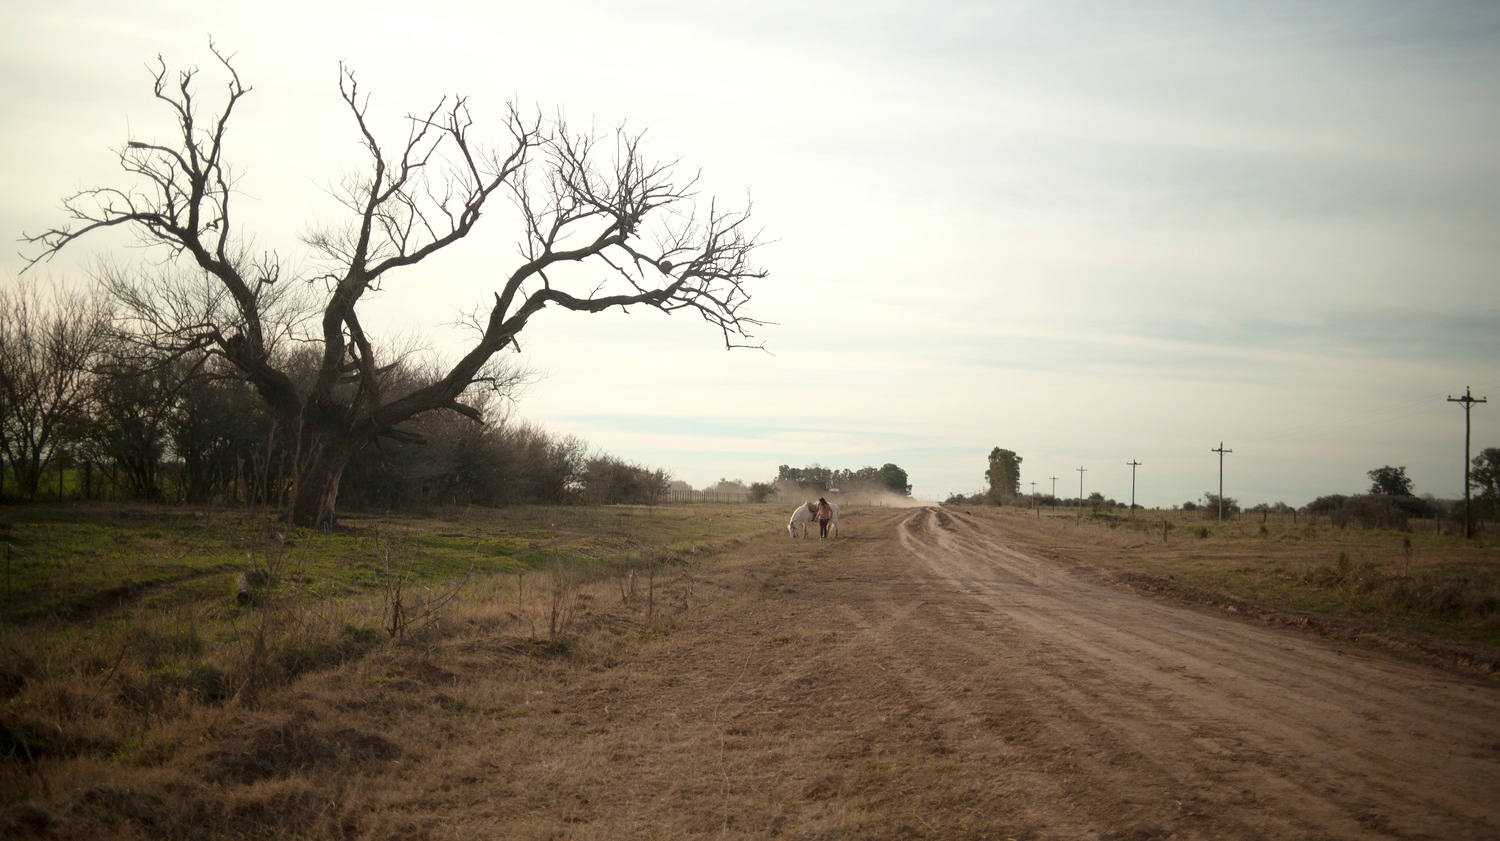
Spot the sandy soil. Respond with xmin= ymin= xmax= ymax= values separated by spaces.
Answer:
xmin=403 ymin=506 xmax=1500 ymax=840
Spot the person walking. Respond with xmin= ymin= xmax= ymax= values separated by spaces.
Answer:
xmin=817 ymin=497 xmax=834 ymax=539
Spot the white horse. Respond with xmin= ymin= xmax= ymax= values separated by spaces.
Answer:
xmin=788 ymin=501 xmax=839 ymax=539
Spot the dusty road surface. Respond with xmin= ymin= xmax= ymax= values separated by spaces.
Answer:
xmin=398 ymin=506 xmax=1500 ymax=839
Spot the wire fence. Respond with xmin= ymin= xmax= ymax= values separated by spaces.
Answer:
xmin=662 ymin=490 xmax=753 ymax=504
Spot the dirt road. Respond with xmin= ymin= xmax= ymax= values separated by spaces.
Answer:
xmin=417 ymin=506 xmax=1500 ymax=839
xmin=883 ymin=507 xmax=1500 ymax=838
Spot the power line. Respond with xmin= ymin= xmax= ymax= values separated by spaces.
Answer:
xmin=1076 ymin=466 xmax=1087 ymax=523
xmin=1448 ymin=386 xmax=1488 ymax=539
xmin=1211 ymin=442 xmax=1232 ymax=521
xmin=1127 ymin=459 xmax=1142 ymax=516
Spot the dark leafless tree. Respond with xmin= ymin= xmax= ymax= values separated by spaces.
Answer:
xmin=24 ymin=45 xmax=767 ymax=526
xmin=0 ymin=280 xmax=113 ymax=499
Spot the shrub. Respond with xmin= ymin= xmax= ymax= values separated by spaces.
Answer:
xmin=1302 ymin=493 xmax=1431 ymax=530
xmin=1201 ymin=493 xmax=1239 ymax=519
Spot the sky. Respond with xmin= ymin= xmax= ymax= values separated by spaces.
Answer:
xmin=2 ymin=0 xmax=1497 ymax=507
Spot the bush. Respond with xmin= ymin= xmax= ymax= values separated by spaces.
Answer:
xmin=1302 ymin=493 xmax=1431 ymax=530
xmin=1201 ymin=493 xmax=1239 ymax=519
xmin=1305 ymin=494 xmax=1348 ymax=516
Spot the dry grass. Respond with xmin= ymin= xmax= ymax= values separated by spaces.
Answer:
xmin=0 ymin=501 xmax=782 ymax=839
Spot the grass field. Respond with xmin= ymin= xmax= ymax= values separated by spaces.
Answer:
xmin=0 ymin=503 xmax=782 ymax=810
xmin=1 ymin=500 xmax=1496 ymax=837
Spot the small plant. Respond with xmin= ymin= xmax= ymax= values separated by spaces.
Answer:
xmin=235 ymin=531 xmax=289 ymax=706
xmin=378 ymin=533 xmax=471 ymax=641
xmin=545 ymin=555 xmax=579 ymax=643
xmin=616 ymin=563 xmax=639 ymax=606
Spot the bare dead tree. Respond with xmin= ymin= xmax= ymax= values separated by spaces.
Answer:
xmin=0 ymin=280 xmax=113 ymax=499
xmin=23 ymin=45 xmax=767 ymax=527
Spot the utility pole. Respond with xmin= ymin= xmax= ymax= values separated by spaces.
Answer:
xmin=1076 ymin=466 xmax=1087 ymax=523
xmin=1030 ymin=481 xmax=1038 ymax=518
xmin=1127 ymin=459 xmax=1142 ymax=516
xmin=1448 ymin=386 xmax=1488 ymax=539
xmin=1211 ymin=442 xmax=1232 ymax=521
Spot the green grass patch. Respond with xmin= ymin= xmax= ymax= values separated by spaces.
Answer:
xmin=0 ymin=500 xmax=781 ymax=639
xmin=0 ymin=503 xmax=773 ymax=623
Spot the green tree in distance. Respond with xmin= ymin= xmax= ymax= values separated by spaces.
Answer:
xmin=985 ymin=448 xmax=1022 ymax=503
xmin=1367 ymin=465 xmax=1414 ymax=496
xmin=1471 ymin=447 xmax=1499 ymax=521
xmin=877 ymin=463 xmax=911 ymax=496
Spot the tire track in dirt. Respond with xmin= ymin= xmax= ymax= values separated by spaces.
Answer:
xmin=846 ymin=512 xmax=1293 ymax=837
xmin=919 ymin=510 xmax=1478 ymax=732
xmin=888 ymin=506 xmax=1500 ymax=839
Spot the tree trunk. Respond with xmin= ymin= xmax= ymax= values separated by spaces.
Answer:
xmin=287 ymin=424 xmax=356 ymax=529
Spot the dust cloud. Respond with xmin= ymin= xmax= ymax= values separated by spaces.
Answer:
xmin=771 ymin=480 xmax=931 ymax=510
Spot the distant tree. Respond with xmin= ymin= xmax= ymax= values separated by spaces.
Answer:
xmin=1390 ymin=494 xmax=1437 ymax=520
xmin=777 ymin=462 xmax=910 ymax=497
xmin=82 ymin=347 xmax=207 ymax=502
xmin=1202 ymin=492 xmax=1239 ymax=519
xmin=577 ymin=455 xmax=669 ymax=505
xmin=1472 ymin=448 xmax=1500 ymax=522
xmin=777 ymin=464 xmax=832 ymax=493
xmin=836 ymin=466 xmax=878 ymax=489
xmin=0 ymin=280 xmax=112 ymax=499
xmin=1300 ymin=492 xmax=1428 ymax=530
xmin=338 ymin=408 xmax=589 ymax=510
xmin=1304 ymin=495 xmax=1345 ymax=515
xmin=877 ymin=463 xmax=912 ymax=496
xmin=491 ymin=424 xmax=586 ymax=506
xmin=984 ymin=448 xmax=1022 ymax=504
xmin=748 ymin=481 xmax=777 ymax=503
xmin=1367 ymin=465 xmax=1414 ymax=496
xmin=169 ymin=373 xmax=277 ymax=505
xmin=25 ymin=46 xmax=766 ymax=527
xmin=1343 ymin=495 xmax=1405 ymax=529
xmin=705 ymin=478 xmax=750 ymax=495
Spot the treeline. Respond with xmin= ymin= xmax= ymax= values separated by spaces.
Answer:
xmin=0 ymin=281 xmax=669 ymax=510
xmin=775 ymin=463 xmax=912 ymax=497
xmin=677 ymin=463 xmax=916 ymax=506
